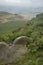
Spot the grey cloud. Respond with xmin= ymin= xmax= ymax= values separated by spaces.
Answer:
xmin=0 ymin=0 xmax=43 ymax=7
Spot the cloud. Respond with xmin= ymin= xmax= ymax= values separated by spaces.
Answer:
xmin=0 ymin=0 xmax=43 ymax=7
xmin=5 ymin=0 xmax=21 ymax=3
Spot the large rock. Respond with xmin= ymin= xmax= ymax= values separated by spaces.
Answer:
xmin=0 ymin=36 xmax=28 ymax=64
xmin=13 ymin=36 xmax=28 ymax=45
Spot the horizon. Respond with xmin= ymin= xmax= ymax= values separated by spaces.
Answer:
xmin=0 ymin=0 xmax=43 ymax=13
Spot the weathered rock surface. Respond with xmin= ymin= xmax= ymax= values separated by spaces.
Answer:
xmin=0 ymin=36 xmax=28 ymax=64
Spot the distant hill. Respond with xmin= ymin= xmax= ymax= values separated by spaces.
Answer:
xmin=0 ymin=5 xmax=43 ymax=14
xmin=0 ymin=11 xmax=37 ymax=23
xmin=0 ymin=11 xmax=37 ymax=34
xmin=0 ymin=11 xmax=27 ymax=34
xmin=0 ymin=11 xmax=25 ymax=23
xmin=0 ymin=11 xmax=10 ymax=15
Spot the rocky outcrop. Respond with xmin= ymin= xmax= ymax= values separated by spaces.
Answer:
xmin=0 ymin=36 xmax=28 ymax=64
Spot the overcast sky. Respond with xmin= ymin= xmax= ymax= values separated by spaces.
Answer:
xmin=0 ymin=0 xmax=43 ymax=8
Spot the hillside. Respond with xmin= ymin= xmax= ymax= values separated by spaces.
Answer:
xmin=8 ymin=13 xmax=43 ymax=65
xmin=0 ymin=13 xmax=43 ymax=65
xmin=0 ymin=12 xmax=37 ymax=34
xmin=0 ymin=12 xmax=36 ymax=23
xmin=0 ymin=12 xmax=26 ymax=34
xmin=0 ymin=11 xmax=24 ymax=23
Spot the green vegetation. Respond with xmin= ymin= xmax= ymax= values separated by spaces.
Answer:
xmin=0 ymin=13 xmax=43 ymax=65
